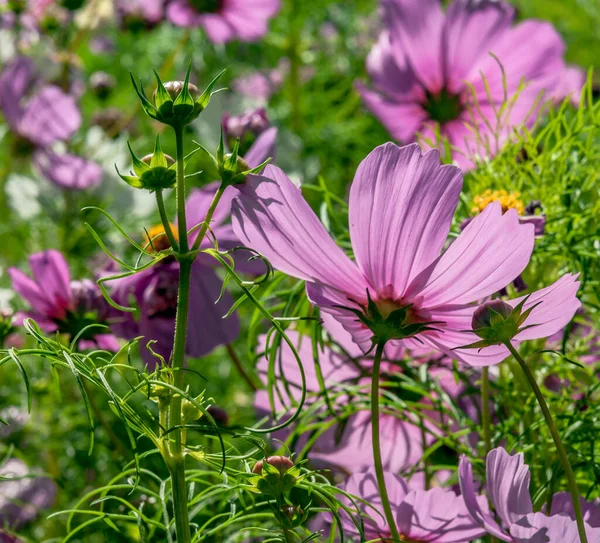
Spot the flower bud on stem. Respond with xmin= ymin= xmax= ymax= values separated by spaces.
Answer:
xmin=505 ymin=341 xmax=588 ymax=543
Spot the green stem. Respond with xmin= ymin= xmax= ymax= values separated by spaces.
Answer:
xmin=175 ymin=124 xmax=188 ymax=253
xmin=191 ymin=183 xmax=225 ymax=252
xmin=481 ymin=367 xmax=492 ymax=455
xmin=371 ymin=341 xmax=401 ymax=542
xmin=169 ymin=459 xmax=191 ymax=543
xmin=506 ymin=342 xmax=588 ymax=543
xmin=155 ymin=190 xmax=179 ymax=252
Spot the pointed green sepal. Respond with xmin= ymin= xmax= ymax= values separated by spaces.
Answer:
xmin=127 ymin=141 xmax=151 ymax=177
xmin=196 ymin=68 xmax=226 ymax=111
xmin=150 ymin=135 xmax=168 ymax=169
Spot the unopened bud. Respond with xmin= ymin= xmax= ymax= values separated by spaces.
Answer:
xmin=141 ymin=153 xmax=175 ymax=167
xmin=223 ymin=153 xmax=250 ymax=175
xmin=154 ymin=81 xmax=199 ymax=104
xmin=252 ymin=455 xmax=294 ymax=475
xmin=472 ymin=300 xmax=513 ymax=331
xmin=207 ymin=405 xmax=229 ymax=426
xmin=90 ymin=71 xmax=116 ymax=100
xmin=182 ymin=399 xmax=202 ymax=422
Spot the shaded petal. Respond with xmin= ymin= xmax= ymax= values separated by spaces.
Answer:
xmin=35 ymin=151 xmax=103 ymax=190
xmin=458 ymin=455 xmax=512 ymax=541
xmin=8 ymin=268 xmax=56 ymax=317
xmin=244 ymin=126 xmax=277 ymax=168
xmin=549 ymin=492 xmax=600 ymax=528
xmin=18 ymin=86 xmax=81 ymax=146
xmin=511 ymin=512 xmax=599 ymax=543
xmin=398 ymin=487 xmax=486 ymax=542
xmin=232 ymin=166 xmax=368 ymax=297
xmin=186 ymin=263 xmax=240 ymax=357
xmin=512 ymin=274 xmax=581 ymax=341
xmin=349 ymin=142 xmax=463 ymax=299
xmin=382 ymin=0 xmax=446 ymax=92
xmin=486 ymin=448 xmax=533 ymax=527
xmin=406 ymin=203 xmax=534 ymax=307
xmin=444 ymin=0 xmax=515 ymax=94
xmin=357 ymin=83 xmax=428 ymax=142
xmin=185 ymin=183 xmax=237 ymax=243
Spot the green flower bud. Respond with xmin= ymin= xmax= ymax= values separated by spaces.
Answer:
xmin=116 ymin=136 xmax=177 ymax=192
xmin=472 ymin=300 xmax=513 ymax=331
xmin=182 ymin=399 xmax=202 ymax=423
xmin=131 ymin=64 xmax=225 ymax=128
xmin=250 ymin=456 xmax=301 ymax=498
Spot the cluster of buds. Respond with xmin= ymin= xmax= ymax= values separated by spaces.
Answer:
xmin=131 ymin=64 xmax=224 ymax=128
xmin=116 ymin=136 xmax=177 ymax=191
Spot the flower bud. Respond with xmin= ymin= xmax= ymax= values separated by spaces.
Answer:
xmin=116 ymin=137 xmax=177 ymax=191
xmin=207 ymin=405 xmax=229 ymax=427
xmin=471 ymin=300 xmax=513 ymax=331
xmin=252 ymin=455 xmax=294 ymax=475
xmin=0 ymin=308 xmax=17 ymax=347
xmin=182 ymin=399 xmax=202 ymax=423
xmin=155 ymin=81 xmax=200 ymax=103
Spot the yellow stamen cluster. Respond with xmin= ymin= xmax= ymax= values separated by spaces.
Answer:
xmin=472 ymin=189 xmax=524 ymax=215
xmin=146 ymin=223 xmax=178 ymax=252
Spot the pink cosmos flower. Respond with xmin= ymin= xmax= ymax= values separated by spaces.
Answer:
xmin=232 ymin=142 xmax=580 ymax=366
xmin=254 ymin=314 xmax=426 ymax=474
xmin=8 ymin=250 xmax=119 ymax=351
xmin=335 ymin=467 xmax=486 ymax=542
xmin=166 ymin=0 xmax=280 ymax=43
xmin=357 ymin=0 xmax=583 ymax=170
xmin=459 ymin=447 xmax=600 ymax=542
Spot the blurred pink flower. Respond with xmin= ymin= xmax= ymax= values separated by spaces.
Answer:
xmin=166 ymin=0 xmax=280 ymax=43
xmin=8 ymin=251 xmax=119 ymax=351
xmin=459 ymin=447 xmax=600 ymax=542
xmin=232 ymin=142 xmax=571 ymax=366
xmin=357 ymin=0 xmax=583 ymax=169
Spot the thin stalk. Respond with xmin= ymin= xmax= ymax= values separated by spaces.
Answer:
xmin=155 ymin=190 xmax=179 ymax=252
xmin=481 ymin=367 xmax=492 ymax=455
xmin=226 ymin=344 xmax=258 ymax=391
xmin=174 ymin=124 xmax=189 ymax=253
xmin=190 ymin=183 xmax=225 ymax=252
xmin=506 ymin=342 xmax=588 ymax=543
xmin=169 ymin=459 xmax=191 ymax=543
xmin=371 ymin=341 xmax=401 ymax=542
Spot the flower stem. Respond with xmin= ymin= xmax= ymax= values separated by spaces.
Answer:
xmin=371 ymin=341 xmax=401 ymax=542
xmin=481 ymin=367 xmax=492 ymax=455
xmin=190 ymin=182 xmax=225 ymax=252
xmin=505 ymin=341 xmax=588 ymax=543
xmin=166 ymin=123 xmax=193 ymax=543
xmin=174 ymin=124 xmax=188 ymax=253
xmin=155 ymin=190 xmax=179 ymax=252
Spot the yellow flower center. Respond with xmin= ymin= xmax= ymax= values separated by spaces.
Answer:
xmin=146 ymin=223 xmax=178 ymax=252
xmin=472 ymin=189 xmax=524 ymax=215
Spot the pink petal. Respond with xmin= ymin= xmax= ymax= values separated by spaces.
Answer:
xmin=382 ymin=0 xmax=446 ymax=93
xmin=549 ymin=492 xmax=600 ymax=528
xmin=35 ymin=151 xmax=103 ymax=190
xmin=231 ymin=166 xmax=368 ymax=298
xmin=512 ymin=274 xmax=581 ymax=341
xmin=357 ymin=83 xmax=428 ymax=142
xmin=406 ymin=202 xmax=534 ymax=307
xmin=551 ymin=65 xmax=586 ymax=107
xmin=444 ymin=0 xmax=515 ymax=94
xmin=201 ymin=13 xmax=236 ymax=43
xmin=0 ymin=56 xmax=35 ymax=128
xmin=486 ymin=447 xmax=533 ymax=527
xmin=244 ymin=126 xmax=277 ymax=168
xmin=185 ymin=182 xmax=237 ymax=243
xmin=8 ymin=268 xmax=56 ymax=317
xmin=458 ymin=455 xmax=512 ymax=541
xmin=349 ymin=142 xmax=463 ymax=300
xmin=511 ymin=512 xmax=599 ymax=543
xmin=28 ymin=251 xmax=72 ymax=317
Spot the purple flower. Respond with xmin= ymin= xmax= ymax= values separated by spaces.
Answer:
xmin=232 ymin=142 xmax=580 ymax=366
xmin=459 ymin=447 xmax=600 ymax=542
xmin=357 ymin=0 xmax=579 ymax=169
xmin=110 ymin=133 xmax=276 ymax=367
xmin=335 ymin=468 xmax=485 ymax=541
xmin=223 ymin=108 xmax=271 ymax=156
xmin=0 ymin=458 xmax=57 ymax=531
xmin=8 ymin=250 xmax=119 ymax=350
xmin=166 ymin=0 xmax=280 ymax=43
xmin=0 ymin=56 xmax=102 ymax=190
xmin=254 ymin=318 xmax=426 ymax=474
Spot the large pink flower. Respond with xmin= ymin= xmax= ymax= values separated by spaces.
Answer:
xmin=166 ymin=0 xmax=280 ymax=43
xmin=357 ymin=0 xmax=583 ymax=169
xmin=232 ymin=142 xmax=580 ymax=366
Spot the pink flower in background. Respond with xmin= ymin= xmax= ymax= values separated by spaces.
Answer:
xmin=8 ymin=251 xmax=119 ymax=350
xmin=357 ymin=0 xmax=584 ymax=169
xmin=166 ymin=0 xmax=280 ymax=43
xmin=334 ymin=468 xmax=485 ymax=541
xmin=233 ymin=142 xmax=565 ymax=366
xmin=254 ymin=314 xmax=426 ymax=474
xmin=0 ymin=57 xmax=103 ymax=190
xmin=116 ymin=0 xmax=164 ymax=30
xmin=459 ymin=448 xmax=600 ymax=542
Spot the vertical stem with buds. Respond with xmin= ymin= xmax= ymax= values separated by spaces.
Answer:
xmin=506 ymin=342 xmax=588 ymax=543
